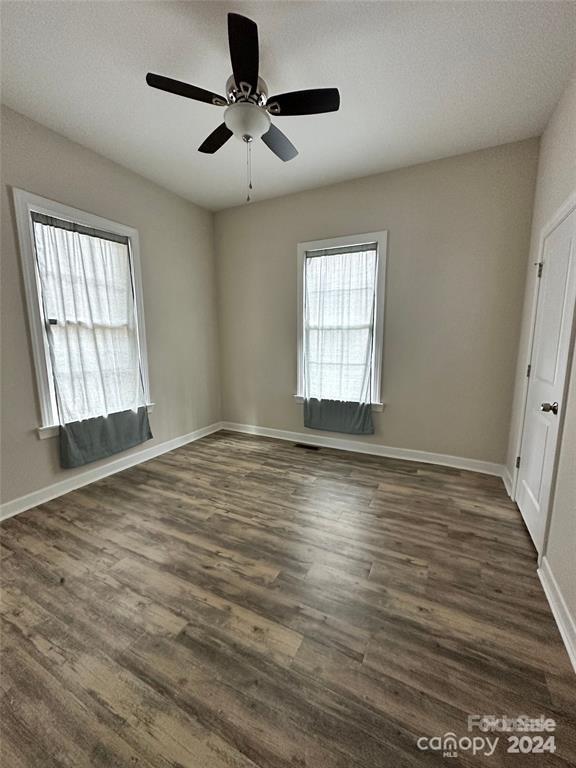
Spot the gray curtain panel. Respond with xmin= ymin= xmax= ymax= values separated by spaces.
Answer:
xmin=304 ymin=398 xmax=374 ymax=435
xmin=60 ymin=406 xmax=152 ymax=468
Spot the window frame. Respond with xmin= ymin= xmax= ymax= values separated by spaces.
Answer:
xmin=13 ymin=188 xmax=151 ymax=436
xmin=296 ymin=230 xmax=388 ymax=408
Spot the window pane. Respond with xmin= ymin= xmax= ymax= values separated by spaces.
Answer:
xmin=37 ymin=228 xmax=134 ymax=328
xmin=49 ymin=325 xmax=142 ymax=422
xmin=33 ymin=220 xmax=145 ymax=423
xmin=304 ymin=247 xmax=377 ymax=403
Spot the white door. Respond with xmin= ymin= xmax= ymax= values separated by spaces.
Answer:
xmin=517 ymin=205 xmax=576 ymax=553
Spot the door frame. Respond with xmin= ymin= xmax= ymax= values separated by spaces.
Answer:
xmin=511 ymin=192 xmax=576 ymax=560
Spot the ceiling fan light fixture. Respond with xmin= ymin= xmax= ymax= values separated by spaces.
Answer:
xmin=224 ymin=102 xmax=270 ymax=142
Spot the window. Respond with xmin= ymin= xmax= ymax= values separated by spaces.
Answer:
xmin=14 ymin=189 xmax=150 ymax=435
xmin=297 ymin=231 xmax=387 ymax=406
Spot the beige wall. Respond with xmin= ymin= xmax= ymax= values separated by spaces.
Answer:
xmin=215 ymin=140 xmax=539 ymax=464
xmin=1 ymin=106 xmax=221 ymax=505
xmin=507 ymin=72 xmax=576 ymax=616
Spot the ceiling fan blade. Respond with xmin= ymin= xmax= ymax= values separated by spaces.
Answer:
xmin=228 ymin=13 xmax=259 ymax=96
xmin=198 ymin=123 xmax=233 ymax=154
xmin=146 ymin=73 xmax=227 ymax=106
xmin=267 ymin=88 xmax=340 ymax=116
xmin=261 ymin=124 xmax=298 ymax=162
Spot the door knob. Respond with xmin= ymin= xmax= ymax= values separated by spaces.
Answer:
xmin=540 ymin=402 xmax=559 ymax=415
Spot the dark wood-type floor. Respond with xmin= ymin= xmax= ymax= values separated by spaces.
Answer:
xmin=1 ymin=431 xmax=574 ymax=767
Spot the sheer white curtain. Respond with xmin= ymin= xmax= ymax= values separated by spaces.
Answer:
xmin=32 ymin=216 xmax=146 ymax=425
xmin=303 ymin=244 xmax=378 ymax=404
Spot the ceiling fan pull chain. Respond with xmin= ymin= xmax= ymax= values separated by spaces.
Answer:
xmin=246 ymin=140 xmax=253 ymax=202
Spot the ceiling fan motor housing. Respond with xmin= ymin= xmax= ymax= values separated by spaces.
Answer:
xmin=226 ymin=75 xmax=268 ymax=104
xmin=224 ymin=102 xmax=270 ymax=142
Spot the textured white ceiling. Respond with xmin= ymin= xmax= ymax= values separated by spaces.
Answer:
xmin=2 ymin=1 xmax=576 ymax=211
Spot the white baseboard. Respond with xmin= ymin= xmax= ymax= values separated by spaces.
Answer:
xmin=0 ymin=422 xmax=224 ymax=522
xmin=220 ymin=421 xmax=505 ymax=478
xmin=502 ymin=466 xmax=514 ymax=498
xmin=1 ymin=420 xmax=507 ymax=523
xmin=538 ymin=556 xmax=576 ymax=674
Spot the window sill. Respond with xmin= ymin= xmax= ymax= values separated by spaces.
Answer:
xmin=36 ymin=403 xmax=155 ymax=440
xmin=293 ymin=395 xmax=385 ymax=412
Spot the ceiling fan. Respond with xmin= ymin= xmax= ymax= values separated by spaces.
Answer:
xmin=146 ymin=12 xmax=340 ymax=162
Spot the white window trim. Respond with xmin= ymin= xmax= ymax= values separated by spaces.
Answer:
xmin=296 ymin=230 xmax=388 ymax=408
xmin=13 ymin=188 xmax=152 ymax=436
